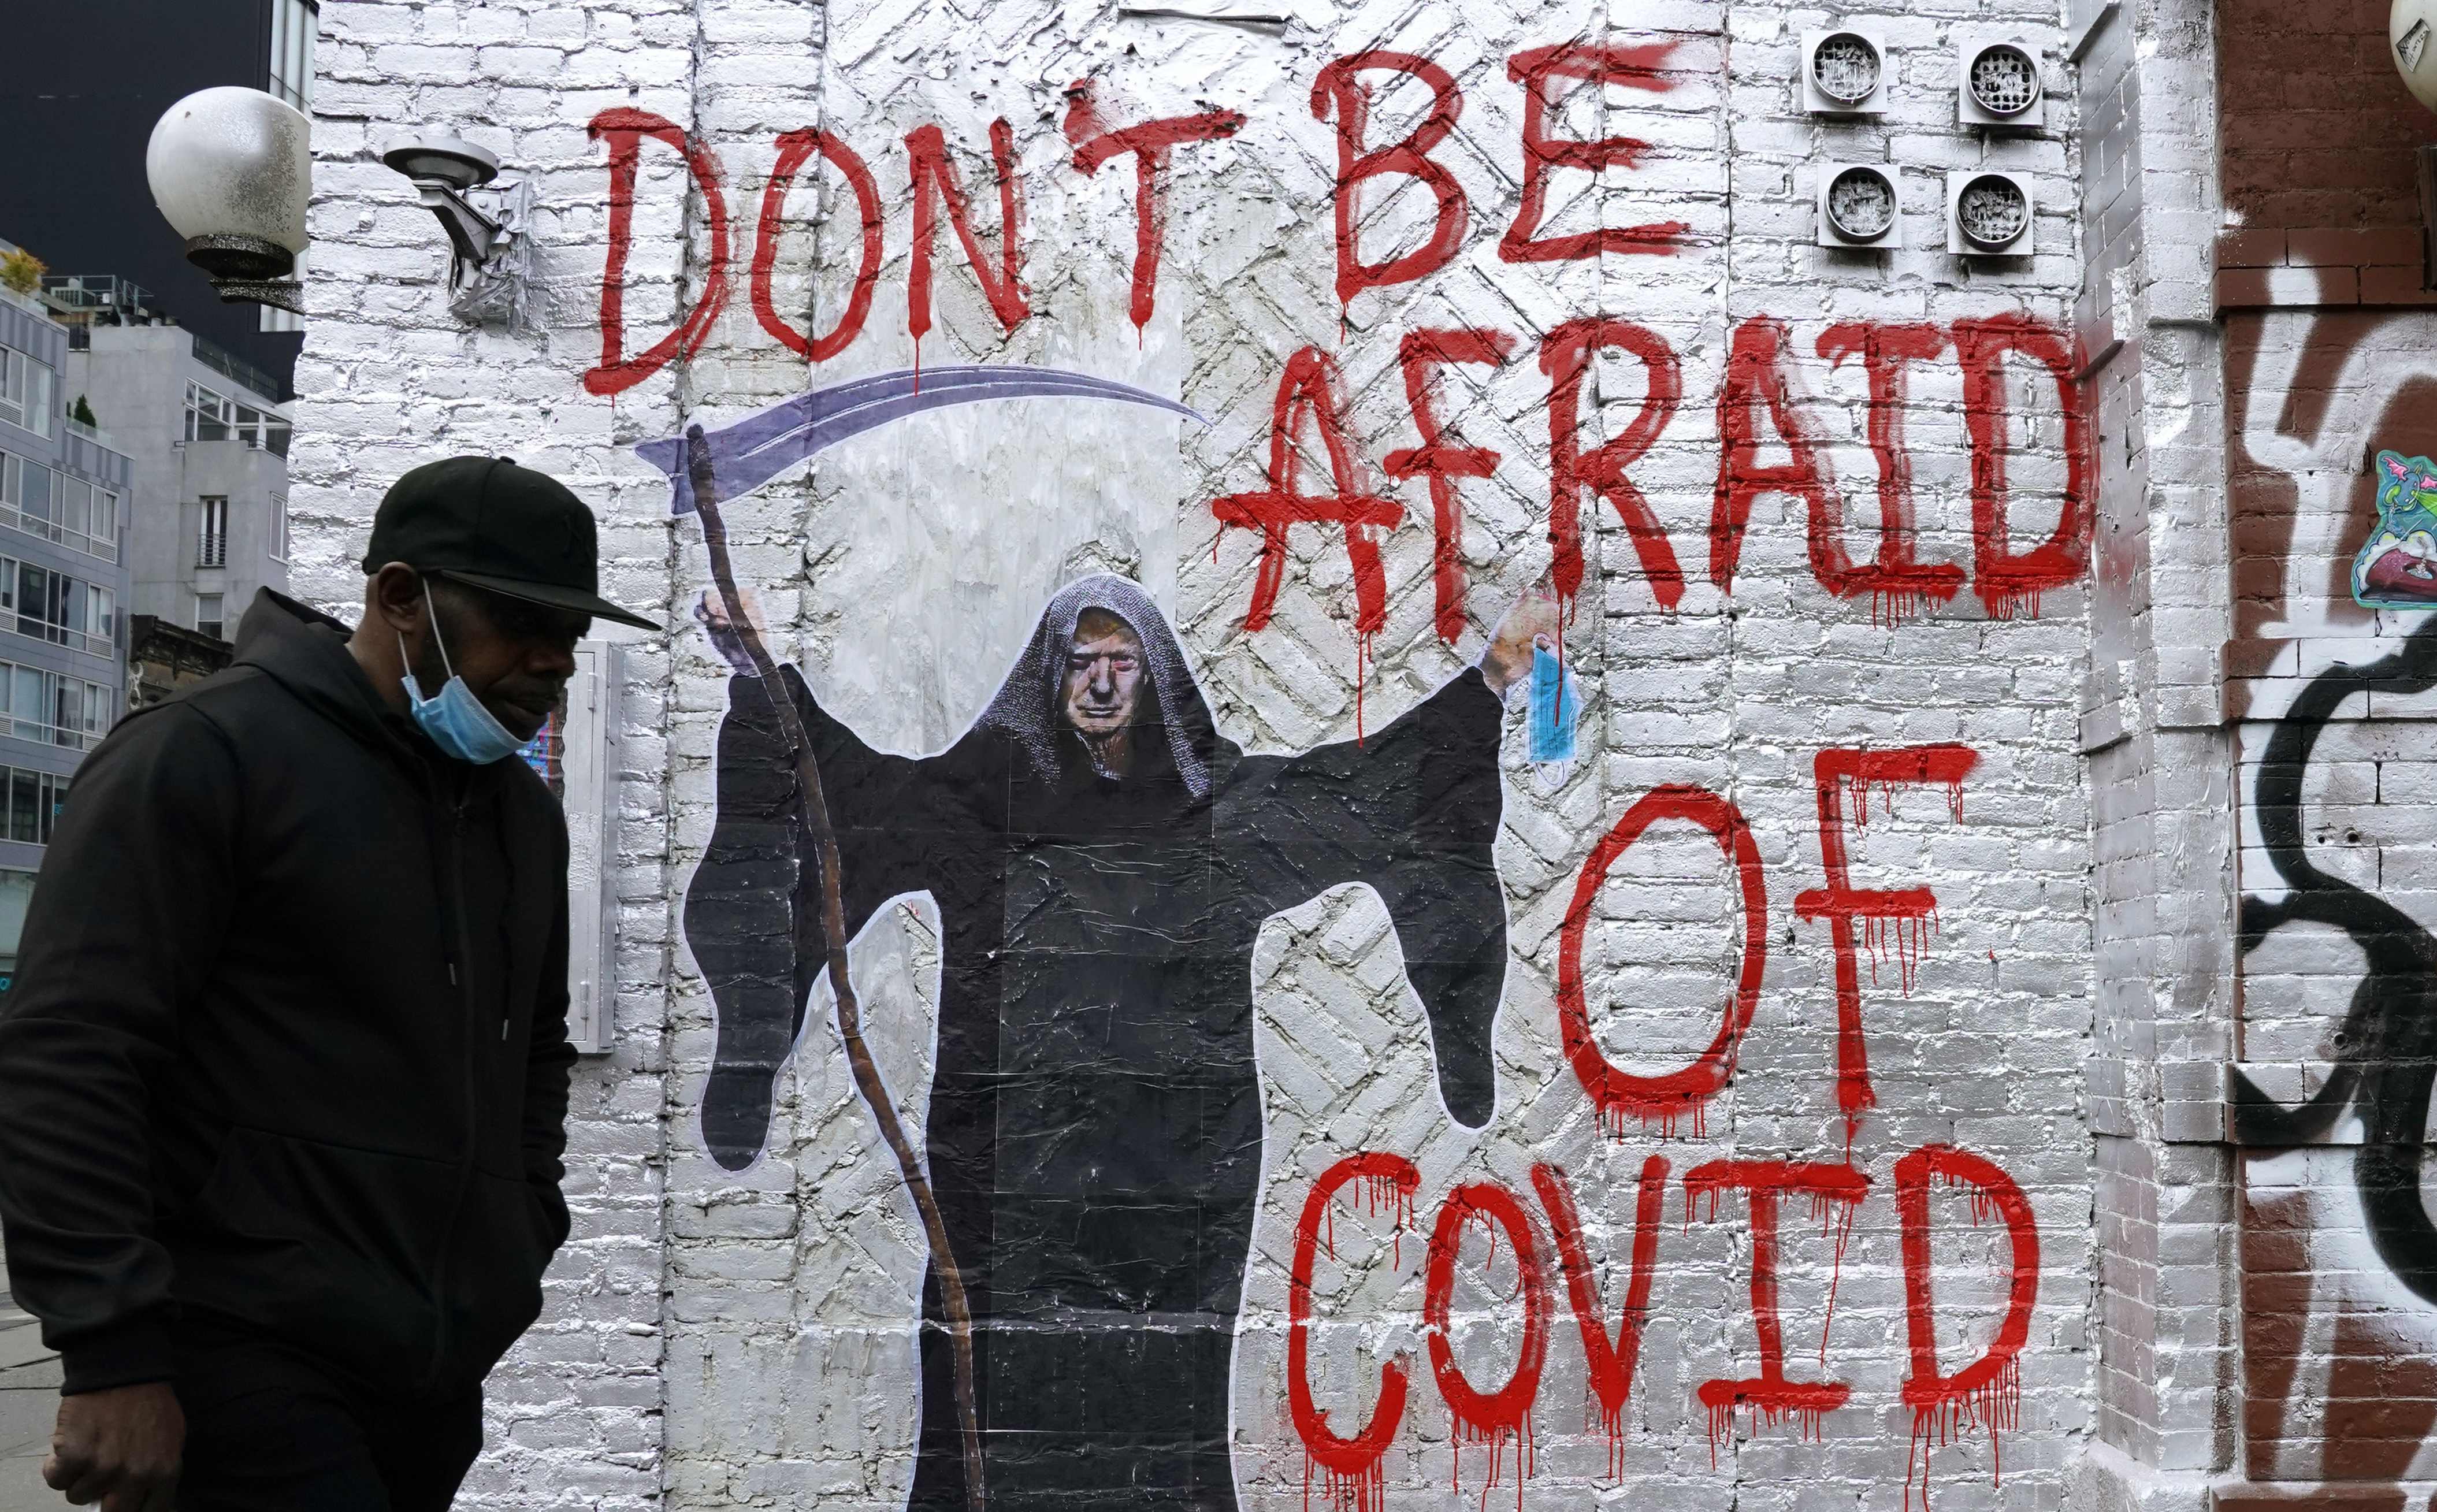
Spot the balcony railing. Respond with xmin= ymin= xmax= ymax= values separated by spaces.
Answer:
xmin=63 ymin=417 xmax=118 ymax=451
xmin=198 ymin=530 xmax=226 ymax=569
xmin=189 ymin=335 xmax=285 ymax=406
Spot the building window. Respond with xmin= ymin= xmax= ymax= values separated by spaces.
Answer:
xmin=1 ymin=766 xmax=71 ymax=845
xmin=0 ymin=347 xmax=54 ymax=439
xmin=199 ymin=496 xmax=228 ymax=568
xmin=0 ymin=455 xmax=120 ymax=564
xmin=0 ymin=867 xmax=32 ymax=991
xmin=195 ymin=593 xmax=224 ymax=641
xmin=269 ymin=0 xmax=318 ymax=113
xmin=0 ymin=661 xmax=112 ymax=751
xmin=0 ymin=557 xmax=113 ymax=659
xmin=261 ymin=249 xmax=305 ymax=336
xmin=269 ymin=495 xmax=290 ymax=563
xmin=183 ymin=381 xmax=289 ymax=456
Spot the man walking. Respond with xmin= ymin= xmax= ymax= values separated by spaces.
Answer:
xmin=0 ymin=458 xmax=656 ymax=1511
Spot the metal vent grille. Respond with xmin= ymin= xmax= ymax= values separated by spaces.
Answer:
xmin=1967 ymin=43 xmax=2039 ymax=116
xmin=1812 ymin=32 xmax=1882 ymax=106
xmin=1827 ymin=167 xmax=1896 ymax=241
xmin=1957 ymin=174 xmax=2030 ymax=249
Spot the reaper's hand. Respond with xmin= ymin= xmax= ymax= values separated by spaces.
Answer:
xmin=696 ymin=587 xmax=766 ymax=677
xmin=1478 ymin=578 xmax=1564 ymax=700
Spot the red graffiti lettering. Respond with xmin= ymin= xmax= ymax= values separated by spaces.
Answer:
xmin=1793 ymin=745 xmax=1977 ymax=1143
xmin=1953 ymin=315 xmax=2093 ymax=620
xmin=1532 ymin=1157 xmax=1667 ymax=1481
xmin=1541 ymin=317 xmax=1685 ymax=612
xmin=1814 ymin=323 xmax=1964 ymax=625
xmin=1423 ymin=1180 xmax=1550 ymax=1501
xmin=1682 ymin=1160 xmax=1871 ymax=1462
xmin=1290 ymin=1151 xmax=1419 ymax=1512
xmin=749 ymin=129 xmax=883 ymax=364
xmin=1895 ymin=1144 xmax=2039 ymax=1511
xmin=583 ymin=109 xmax=730 ymax=398
xmin=1212 ymin=347 xmax=1403 ymax=641
xmin=1310 ymin=53 xmax=1468 ymax=306
xmin=1710 ymin=315 xmax=1836 ymax=597
xmin=905 ymin=119 xmax=1029 ymax=363
xmin=1061 ymin=82 xmax=1245 ymax=336
xmin=1501 ymin=41 xmax=1689 ymax=263
xmin=1557 ymin=785 xmax=1766 ymax=1139
xmin=1383 ymin=328 xmax=1514 ymax=644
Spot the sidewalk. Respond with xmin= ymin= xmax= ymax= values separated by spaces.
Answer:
xmin=0 ymin=1256 xmax=58 ymax=1510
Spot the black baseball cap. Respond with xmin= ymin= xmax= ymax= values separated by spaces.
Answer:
xmin=361 ymin=456 xmax=660 ymax=631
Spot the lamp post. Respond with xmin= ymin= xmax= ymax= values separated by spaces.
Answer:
xmin=144 ymin=87 xmax=310 ymax=315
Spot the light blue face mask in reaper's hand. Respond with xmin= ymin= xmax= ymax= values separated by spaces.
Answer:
xmin=399 ymin=595 xmax=526 ymax=765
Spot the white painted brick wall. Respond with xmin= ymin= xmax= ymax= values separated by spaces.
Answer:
xmin=290 ymin=2 xmax=2135 ymax=1507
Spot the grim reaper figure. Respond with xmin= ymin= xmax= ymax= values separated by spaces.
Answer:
xmin=686 ymin=574 xmax=1552 ymax=1510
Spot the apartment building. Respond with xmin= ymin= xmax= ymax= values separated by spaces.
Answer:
xmin=54 ymin=284 xmax=289 ymax=644
xmin=0 ymin=258 xmax=131 ymax=995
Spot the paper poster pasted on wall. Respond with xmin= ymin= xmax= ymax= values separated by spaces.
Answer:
xmin=688 ymin=582 xmax=1537 ymax=1509
xmin=662 ymin=366 xmax=1557 ymax=1509
xmin=2353 ymin=451 xmax=2437 ymax=610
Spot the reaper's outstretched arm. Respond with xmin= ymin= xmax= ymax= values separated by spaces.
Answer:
xmin=688 ymin=662 xmax=938 ymax=1171
xmin=1226 ymin=586 xmax=1558 ymax=1128
xmin=1226 ymin=667 xmax=1509 ymax=1128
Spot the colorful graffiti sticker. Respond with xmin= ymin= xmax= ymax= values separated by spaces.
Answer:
xmin=2353 ymin=451 xmax=2437 ymax=610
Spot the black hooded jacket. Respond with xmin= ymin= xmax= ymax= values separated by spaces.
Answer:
xmin=0 ymin=588 xmax=576 ymax=1399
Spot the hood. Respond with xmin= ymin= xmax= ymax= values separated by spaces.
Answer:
xmin=974 ymin=575 xmax=1218 ymax=803
xmin=231 ymin=588 xmax=440 ymax=774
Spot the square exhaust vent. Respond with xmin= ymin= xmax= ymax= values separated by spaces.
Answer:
xmin=1802 ymin=28 xmax=1889 ymax=115
xmin=1956 ymin=35 xmax=2046 ymax=128
xmin=1818 ymin=162 xmax=1901 ymax=249
xmin=1947 ymin=169 xmax=2035 ymax=256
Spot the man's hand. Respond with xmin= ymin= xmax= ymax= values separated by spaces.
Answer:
xmin=1477 ymin=577 xmax=1565 ymax=701
xmin=45 ymin=1383 xmax=182 ymax=1511
xmin=694 ymin=587 xmax=767 ymax=677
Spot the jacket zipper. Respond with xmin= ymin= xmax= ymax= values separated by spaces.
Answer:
xmin=421 ymin=787 xmax=483 ymax=1392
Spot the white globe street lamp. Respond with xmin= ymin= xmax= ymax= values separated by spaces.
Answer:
xmin=2398 ymin=0 xmax=2437 ymax=112
xmin=144 ymin=87 xmax=310 ymax=315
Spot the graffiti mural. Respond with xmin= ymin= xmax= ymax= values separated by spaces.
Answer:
xmin=448 ymin=6 xmax=2094 ymax=1507
xmin=2227 ymin=294 xmax=2437 ymax=1486
xmin=2353 ymin=452 xmax=2437 ymax=611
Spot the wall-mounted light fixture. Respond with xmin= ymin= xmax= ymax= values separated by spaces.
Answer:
xmin=381 ymin=134 xmax=533 ymax=327
xmin=145 ymin=87 xmax=310 ymax=314
xmin=2394 ymin=2 xmax=2437 ymax=289
xmin=2396 ymin=0 xmax=2437 ymax=110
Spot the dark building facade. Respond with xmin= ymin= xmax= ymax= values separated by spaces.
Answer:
xmin=0 ymin=0 xmax=315 ymax=402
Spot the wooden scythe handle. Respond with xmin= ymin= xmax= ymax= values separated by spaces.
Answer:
xmin=685 ymin=426 xmax=987 ymax=1510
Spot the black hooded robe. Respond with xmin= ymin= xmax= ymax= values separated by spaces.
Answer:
xmin=686 ymin=577 xmax=1507 ymax=1511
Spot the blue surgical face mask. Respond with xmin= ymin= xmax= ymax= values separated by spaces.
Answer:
xmin=1529 ymin=640 xmax=1580 ymax=766
xmin=399 ymin=597 xmax=526 ymax=765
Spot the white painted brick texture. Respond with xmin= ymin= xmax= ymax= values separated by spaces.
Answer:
xmin=292 ymin=1 xmax=2117 ymax=1507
